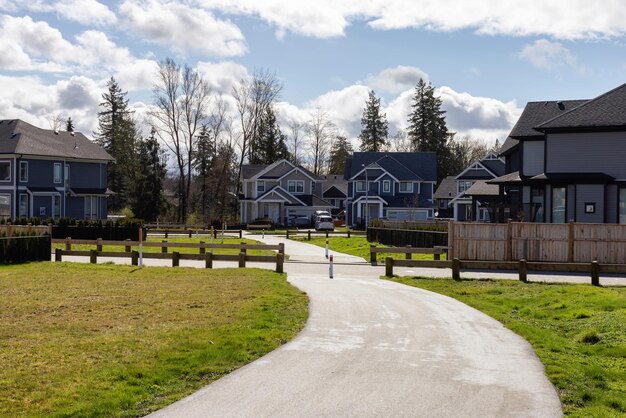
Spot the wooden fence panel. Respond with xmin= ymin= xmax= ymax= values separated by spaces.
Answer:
xmin=452 ymin=222 xmax=507 ymax=261
xmin=512 ymin=223 xmax=568 ymax=262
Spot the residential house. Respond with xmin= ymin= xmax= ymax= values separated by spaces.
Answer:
xmin=446 ymin=151 xmax=505 ymax=221
xmin=433 ymin=176 xmax=456 ymax=218
xmin=343 ymin=152 xmax=437 ymax=226
xmin=0 ymin=119 xmax=114 ymax=220
xmin=321 ymin=174 xmax=347 ymax=217
xmin=239 ymin=159 xmax=332 ymax=225
xmin=489 ymin=82 xmax=626 ymax=223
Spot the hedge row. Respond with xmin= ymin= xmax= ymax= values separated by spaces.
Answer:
xmin=0 ymin=233 xmax=51 ymax=264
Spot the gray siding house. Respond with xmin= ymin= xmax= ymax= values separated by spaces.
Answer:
xmin=239 ymin=159 xmax=332 ymax=225
xmin=490 ymin=82 xmax=626 ymax=223
xmin=0 ymin=119 xmax=114 ymax=220
xmin=344 ymin=152 xmax=437 ymax=226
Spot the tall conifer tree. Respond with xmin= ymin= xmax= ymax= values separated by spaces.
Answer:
xmin=328 ymin=135 xmax=353 ymax=174
xmin=359 ymin=90 xmax=389 ymax=152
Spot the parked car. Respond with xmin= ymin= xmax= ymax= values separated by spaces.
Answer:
xmin=315 ymin=216 xmax=334 ymax=231
xmin=292 ymin=216 xmax=311 ymax=228
xmin=311 ymin=210 xmax=331 ymax=224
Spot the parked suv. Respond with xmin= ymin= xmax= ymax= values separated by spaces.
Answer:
xmin=315 ymin=216 xmax=334 ymax=231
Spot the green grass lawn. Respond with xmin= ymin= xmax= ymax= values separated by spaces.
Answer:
xmin=0 ymin=262 xmax=308 ymax=417
xmin=291 ymin=236 xmax=444 ymax=262
xmin=52 ymin=237 xmax=276 ymax=256
xmin=385 ymin=276 xmax=626 ymax=417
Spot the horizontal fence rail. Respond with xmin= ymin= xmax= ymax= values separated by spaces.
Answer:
xmin=146 ymin=228 xmax=243 ymax=239
xmin=285 ymin=230 xmax=365 ymax=240
xmin=51 ymin=238 xmax=284 ymax=253
xmin=369 ymin=244 xmax=447 ymax=263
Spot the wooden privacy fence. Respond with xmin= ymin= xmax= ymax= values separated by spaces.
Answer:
xmin=384 ymin=258 xmax=626 ymax=286
xmin=367 ymin=227 xmax=448 ymax=248
xmin=146 ymin=228 xmax=243 ymax=239
xmin=52 ymin=238 xmax=284 ymax=272
xmin=0 ymin=224 xmax=51 ymax=236
xmin=369 ymin=245 xmax=446 ymax=263
xmin=285 ymin=230 xmax=365 ymax=240
xmin=449 ymin=221 xmax=626 ymax=264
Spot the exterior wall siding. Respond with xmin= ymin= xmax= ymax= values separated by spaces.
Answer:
xmin=606 ymin=184 xmax=618 ymax=223
xmin=522 ymin=141 xmax=544 ymax=176
xmin=576 ymin=184 xmax=605 ymax=223
xmin=280 ymin=170 xmax=312 ymax=194
xmin=546 ymin=132 xmax=626 ymax=178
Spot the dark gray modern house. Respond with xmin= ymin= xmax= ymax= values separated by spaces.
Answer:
xmin=490 ymin=82 xmax=626 ymax=223
xmin=343 ymin=152 xmax=437 ymax=226
xmin=0 ymin=119 xmax=114 ymax=220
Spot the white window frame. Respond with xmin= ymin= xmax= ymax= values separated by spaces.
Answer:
xmin=53 ymin=194 xmax=61 ymax=219
xmin=18 ymin=193 xmax=28 ymax=217
xmin=53 ymin=163 xmax=62 ymax=183
xmin=0 ymin=160 xmax=11 ymax=182
xmin=356 ymin=181 xmax=366 ymax=192
xmin=399 ymin=181 xmax=413 ymax=193
xmin=19 ymin=161 xmax=28 ymax=182
xmin=85 ymin=196 xmax=98 ymax=219
xmin=0 ymin=193 xmax=11 ymax=218
xmin=458 ymin=180 xmax=473 ymax=194
xmin=64 ymin=164 xmax=70 ymax=190
xmin=383 ymin=180 xmax=391 ymax=193
xmin=288 ymin=180 xmax=304 ymax=194
xmin=257 ymin=180 xmax=265 ymax=194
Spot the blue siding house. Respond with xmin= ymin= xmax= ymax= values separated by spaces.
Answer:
xmin=343 ymin=152 xmax=437 ymax=226
xmin=0 ymin=119 xmax=114 ymax=220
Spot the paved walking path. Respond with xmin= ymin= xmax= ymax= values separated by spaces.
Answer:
xmin=146 ymin=236 xmax=563 ymax=418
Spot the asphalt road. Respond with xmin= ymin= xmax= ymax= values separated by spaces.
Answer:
xmin=146 ymin=236 xmax=563 ymax=418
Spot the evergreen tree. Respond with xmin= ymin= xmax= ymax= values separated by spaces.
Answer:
xmin=94 ymin=77 xmax=137 ymax=211
xmin=193 ymin=125 xmax=215 ymax=218
xmin=359 ymin=90 xmax=389 ymax=152
xmin=130 ymin=129 xmax=167 ymax=222
xmin=328 ymin=135 xmax=353 ymax=174
xmin=249 ymin=106 xmax=289 ymax=164
xmin=407 ymin=79 xmax=450 ymax=182
xmin=65 ymin=117 xmax=74 ymax=132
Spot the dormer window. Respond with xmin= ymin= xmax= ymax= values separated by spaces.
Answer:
xmin=257 ymin=180 xmax=265 ymax=193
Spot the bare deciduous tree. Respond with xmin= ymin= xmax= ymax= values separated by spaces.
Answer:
xmin=151 ymin=58 xmax=211 ymax=222
xmin=287 ymin=120 xmax=304 ymax=165
xmin=388 ymin=129 xmax=412 ymax=152
xmin=306 ymin=108 xmax=335 ymax=176
xmin=232 ymin=69 xmax=282 ymax=196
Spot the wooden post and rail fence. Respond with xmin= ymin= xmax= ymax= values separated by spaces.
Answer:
xmin=52 ymin=238 xmax=284 ymax=272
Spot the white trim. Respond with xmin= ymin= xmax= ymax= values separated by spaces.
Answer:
xmin=287 ymin=179 xmax=305 ymax=194
xmin=0 ymin=160 xmax=11 ymax=182
xmin=355 ymin=180 xmax=366 ymax=192
xmin=352 ymin=195 xmax=388 ymax=205
xmin=53 ymin=162 xmax=62 ymax=183
xmin=19 ymin=161 xmax=28 ymax=182
xmin=256 ymin=180 xmax=265 ymax=194
xmin=257 ymin=185 xmax=308 ymax=206
xmin=276 ymin=166 xmax=318 ymax=182
xmin=256 ymin=190 xmax=291 ymax=204
xmin=250 ymin=159 xmax=294 ymax=181
xmin=373 ymin=172 xmax=400 ymax=183
xmin=455 ymin=159 xmax=497 ymax=179
xmin=382 ymin=180 xmax=391 ymax=193
xmin=18 ymin=193 xmax=28 ymax=217
xmin=350 ymin=163 xmax=386 ymax=181
xmin=399 ymin=181 xmax=413 ymax=193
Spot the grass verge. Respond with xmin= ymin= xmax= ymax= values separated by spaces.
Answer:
xmin=0 ymin=262 xmax=308 ymax=417
xmin=292 ymin=236 xmax=444 ymax=262
xmin=385 ymin=276 xmax=626 ymax=417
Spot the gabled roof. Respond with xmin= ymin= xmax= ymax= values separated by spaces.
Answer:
xmin=463 ymin=180 xmax=500 ymax=197
xmin=321 ymin=174 xmax=348 ymax=195
xmin=344 ymin=152 xmax=436 ymax=182
xmin=295 ymin=194 xmax=333 ymax=207
xmin=499 ymin=137 xmax=519 ymax=156
xmin=508 ymin=100 xmax=588 ymax=139
xmin=242 ymin=159 xmax=323 ymax=181
xmin=0 ymin=119 xmax=113 ymax=161
xmin=255 ymin=185 xmax=305 ymax=205
xmin=434 ymin=176 xmax=456 ymax=199
xmin=536 ymin=83 xmax=626 ymax=132
xmin=241 ymin=164 xmax=266 ymax=179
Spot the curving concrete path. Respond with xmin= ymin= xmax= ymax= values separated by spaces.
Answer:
xmin=147 ymin=236 xmax=562 ymax=418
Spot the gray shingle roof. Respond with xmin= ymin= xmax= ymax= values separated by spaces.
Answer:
xmin=434 ymin=176 xmax=456 ymax=199
xmin=464 ymin=180 xmax=499 ymax=196
xmin=321 ymin=174 xmax=348 ymax=196
xmin=536 ymin=83 xmax=626 ymax=131
xmin=241 ymin=164 xmax=267 ymax=179
xmin=344 ymin=152 xmax=436 ymax=182
xmin=499 ymin=137 xmax=519 ymax=155
xmin=508 ymin=100 xmax=588 ymax=139
xmin=0 ymin=119 xmax=113 ymax=161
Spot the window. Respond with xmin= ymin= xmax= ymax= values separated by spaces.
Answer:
xmin=64 ymin=164 xmax=70 ymax=189
xmin=438 ymin=199 xmax=447 ymax=209
xmin=383 ymin=180 xmax=391 ymax=193
xmin=552 ymin=187 xmax=566 ymax=223
xmin=458 ymin=180 xmax=473 ymax=194
xmin=531 ymin=187 xmax=545 ymax=223
xmin=0 ymin=161 xmax=10 ymax=181
xmin=54 ymin=163 xmax=62 ymax=183
xmin=288 ymin=180 xmax=304 ymax=194
xmin=312 ymin=182 xmax=316 ymax=192
xmin=620 ymin=188 xmax=626 ymax=224
xmin=53 ymin=195 xmax=61 ymax=219
xmin=85 ymin=196 xmax=98 ymax=219
xmin=399 ymin=181 xmax=413 ymax=193
xmin=19 ymin=161 xmax=28 ymax=182
xmin=19 ymin=194 xmax=28 ymax=217
xmin=356 ymin=181 xmax=366 ymax=192
xmin=257 ymin=180 xmax=265 ymax=193
xmin=0 ymin=194 xmax=10 ymax=218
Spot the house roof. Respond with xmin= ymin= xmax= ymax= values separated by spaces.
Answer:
xmin=241 ymin=159 xmax=323 ymax=181
xmin=324 ymin=185 xmax=347 ymax=198
xmin=536 ymin=83 xmax=626 ymax=132
xmin=295 ymin=194 xmax=333 ymax=207
xmin=344 ymin=152 xmax=436 ymax=182
xmin=463 ymin=180 xmax=500 ymax=196
xmin=486 ymin=171 xmax=523 ymax=185
xmin=434 ymin=176 xmax=456 ymax=199
xmin=508 ymin=100 xmax=588 ymax=139
xmin=0 ymin=119 xmax=113 ymax=161
xmin=499 ymin=137 xmax=519 ymax=156
xmin=241 ymin=164 xmax=266 ymax=179
xmin=321 ymin=174 xmax=348 ymax=196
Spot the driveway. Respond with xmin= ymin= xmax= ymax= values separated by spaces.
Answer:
xmin=147 ymin=237 xmax=562 ymax=418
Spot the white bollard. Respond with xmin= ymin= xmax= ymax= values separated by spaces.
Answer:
xmin=325 ymin=238 xmax=329 ymax=259
xmin=329 ymin=254 xmax=334 ymax=279
xmin=262 ymin=229 xmax=265 ymax=239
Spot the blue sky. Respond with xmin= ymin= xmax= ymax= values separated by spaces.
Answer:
xmin=1 ymin=0 xmax=625 ymax=146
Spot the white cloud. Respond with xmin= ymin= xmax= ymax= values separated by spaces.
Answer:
xmin=57 ymin=76 xmax=101 ymax=109
xmin=519 ymin=39 xmax=577 ymax=71
xmin=119 ymin=0 xmax=247 ymax=56
xmin=1 ymin=0 xmax=116 ymax=26
xmin=196 ymin=61 xmax=249 ymax=95
xmin=367 ymin=65 xmax=429 ymax=94
xmin=308 ymin=84 xmax=371 ymax=137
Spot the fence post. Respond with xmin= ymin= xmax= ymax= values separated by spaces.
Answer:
xmin=65 ymin=237 xmax=71 ymax=251
xmin=591 ymin=261 xmax=600 ymax=286
xmin=165 ymin=230 xmax=168 ymax=238
xmin=188 ymin=230 xmax=192 ymax=238
xmin=447 ymin=220 xmax=454 ymax=260
xmin=239 ymin=230 xmax=242 ymax=239
xmin=286 ymin=230 xmax=290 ymax=239
xmin=406 ymin=245 xmax=412 ymax=260
xmin=96 ymin=238 xmax=103 ymax=252
xmin=308 ymin=230 xmax=311 ymax=241
xmin=55 ymin=248 xmax=62 ymax=262
xmin=241 ymin=242 xmax=247 ymax=256
xmin=125 ymin=239 xmax=131 ymax=252
xmin=172 ymin=251 xmax=180 ymax=267
xmin=385 ymin=257 xmax=393 ymax=277
xmin=347 ymin=230 xmax=351 ymax=238
xmin=519 ymin=259 xmax=528 ymax=282
xmin=276 ymin=253 xmax=284 ymax=273
xmin=325 ymin=231 xmax=329 ymax=238
xmin=568 ymin=221 xmax=575 ymax=263
xmin=239 ymin=251 xmax=246 ymax=268
xmin=452 ymin=258 xmax=461 ymax=281
xmin=505 ymin=220 xmax=512 ymax=261
xmin=370 ymin=245 xmax=376 ymax=264
xmin=161 ymin=240 xmax=167 ymax=253
xmin=279 ymin=242 xmax=285 ymax=256
xmin=205 ymin=252 xmax=213 ymax=268
xmin=131 ymin=250 xmax=139 ymax=266
xmin=199 ymin=241 xmax=205 ymax=254
xmin=90 ymin=249 xmax=97 ymax=264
